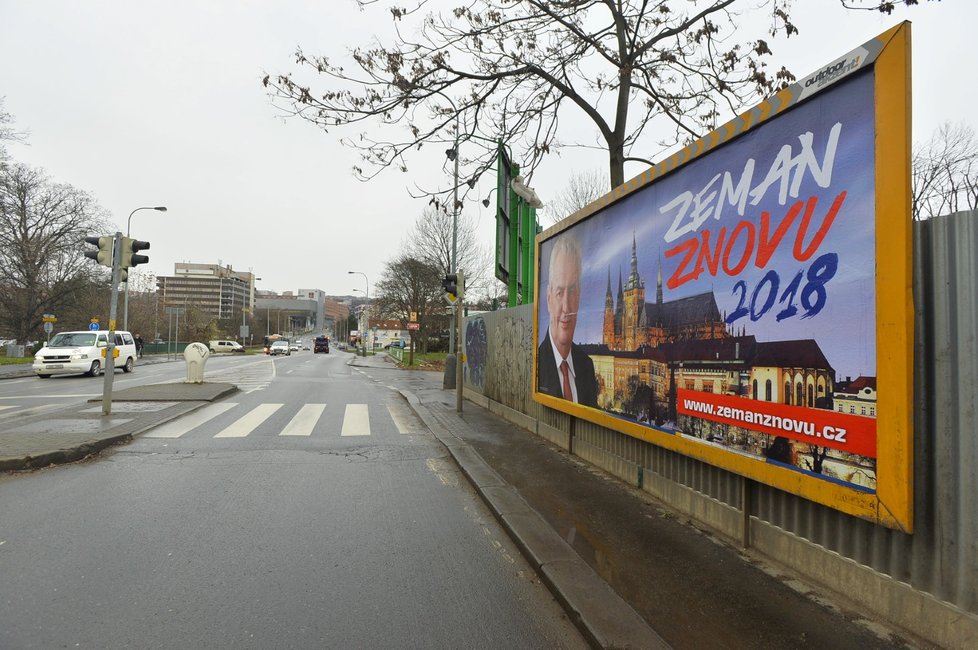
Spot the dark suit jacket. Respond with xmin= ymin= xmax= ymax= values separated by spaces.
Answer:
xmin=537 ymin=332 xmax=598 ymax=407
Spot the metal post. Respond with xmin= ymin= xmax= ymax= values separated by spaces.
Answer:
xmin=449 ymin=119 xmax=459 ymax=357
xmin=456 ymin=271 xmax=464 ymax=413
xmin=124 ymin=205 xmax=166 ymax=331
xmin=348 ymin=271 xmax=369 ymax=355
xmin=101 ymin=232 xmax=122 ymax=416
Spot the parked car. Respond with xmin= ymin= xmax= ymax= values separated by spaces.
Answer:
xmin=268 ymin=340 xmax=291 ymax=356
xmin=33 ymin=330 xmax=138 ymax=378
xmin=383 ymin=340 xmax=406 ymax=349
xmin=208 ymin=340 xmax=245 ymax=354
xmin=314 ymin=336 xmax=330 ymax=354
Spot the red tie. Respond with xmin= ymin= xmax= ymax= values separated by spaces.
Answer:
xmin=560 ymin=360 xmax=572 ymax=401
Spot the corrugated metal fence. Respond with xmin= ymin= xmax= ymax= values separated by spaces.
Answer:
xmin=462 ymin=209 xmax=978 ymax=648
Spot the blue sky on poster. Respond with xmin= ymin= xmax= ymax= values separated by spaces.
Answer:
xmin=0 ymin=1 xmax=974 ymax=299
xmin=539 ymin=71 xmax=878 ymax=380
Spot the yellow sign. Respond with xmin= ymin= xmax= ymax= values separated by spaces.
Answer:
xmin=101 ymin=348 xmax=120 ymax=359
xmin=410 ymin=312 xmax=417 ymax=322
xmin=42 ymin=316 xmax=58 ymax=323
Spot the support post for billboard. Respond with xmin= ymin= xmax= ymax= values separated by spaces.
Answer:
xmin=741 ymin=476 xmax=752 ymax=550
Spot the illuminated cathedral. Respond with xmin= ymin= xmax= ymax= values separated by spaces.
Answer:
xmin=602 ymin=236 xmax=730 ymax=351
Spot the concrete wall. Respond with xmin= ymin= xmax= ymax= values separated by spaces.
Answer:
xmin=459 ymin=209 xmax=978 ymax=649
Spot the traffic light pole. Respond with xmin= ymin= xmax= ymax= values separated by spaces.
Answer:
xmin=101 ymin=232 xmax=122 ymax=416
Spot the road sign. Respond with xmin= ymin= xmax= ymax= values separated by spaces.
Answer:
xmin=42 ymin=314 xmax=57 ymax=323
xmin=89 ymin=322 xmax=100 ymax=331
xmin=407 ymin=322 xmax=420 ymax=331
xmin=43 ymin=321 xmax=53 ymax=334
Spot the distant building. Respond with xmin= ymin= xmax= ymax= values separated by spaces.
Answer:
xmin=367 ymin=319 xmax=410 ymax=347
xmin=157 ymin=263 xmax=257 ymax=320
xmin=256 ymin=289 xmax=349 ymax=336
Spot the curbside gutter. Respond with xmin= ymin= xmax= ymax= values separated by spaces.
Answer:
xmin=399 ymin=388 xmax=671 ymax=650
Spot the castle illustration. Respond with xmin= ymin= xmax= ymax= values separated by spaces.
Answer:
xmin=602 ymin=235 xmax=730 ymax=351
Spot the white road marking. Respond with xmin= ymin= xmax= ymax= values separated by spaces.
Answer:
xmin=214 ymin=403 xmax=282 ymax=438
xmin=341 ymin=404 xmax=370 ymax=436
xmin=387 ymin=404 xmax=414 ymax=435
xmin=0 ymin=405 xmax=14 ymax=412
xmin=280 ymin=403 xmax=325 ymax=436
xmin=143 ymin=402 xmax=238 ymax=438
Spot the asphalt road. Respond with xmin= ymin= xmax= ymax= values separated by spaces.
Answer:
xmin=0 ymin=351 xmax=586 ymax=649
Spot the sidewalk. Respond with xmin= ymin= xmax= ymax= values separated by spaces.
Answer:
xmin=349 ymin=355 xmax=914 ymax=650
xmin=0 ymin=353 xmax=913 ymax=649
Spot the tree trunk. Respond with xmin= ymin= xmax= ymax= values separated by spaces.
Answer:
xmin=609 ymin=145 xmax=625 ymax=191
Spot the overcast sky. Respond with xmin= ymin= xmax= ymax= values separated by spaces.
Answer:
xmin=1 ymin=0 xmax=973 ymax=297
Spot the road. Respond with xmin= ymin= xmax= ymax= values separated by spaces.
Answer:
xmin=0 ymin=351 xmax=586 ymax=649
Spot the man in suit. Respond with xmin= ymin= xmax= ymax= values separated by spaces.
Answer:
xmin=538 ymin=232 xmax=599 ymax=407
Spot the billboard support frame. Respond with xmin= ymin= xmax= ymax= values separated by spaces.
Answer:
xmin=532 ymin=23 xmax=914 ymax=531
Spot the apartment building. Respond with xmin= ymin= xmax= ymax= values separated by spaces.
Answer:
xmin=157 ymin=263 xmax=257 ymax=320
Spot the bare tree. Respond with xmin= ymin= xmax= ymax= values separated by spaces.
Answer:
xmin=266 ymin=1 xmax=937 ymax=214
xmin=0 ymin=98 xmax=27 ymax=168
xmin=0 ymin=163 xmax=110 ymax=342
xmin=373 ymin=254 xmax=445 ymax=353
xmin=125 ymin=270 xmax=161 ymax=341
xmin=406 ymin=205 xmax=493 ymax=300
xmin=912 ymin=122 xmax=978 ymax=220
xmin=265 ymin=0 xmax=803 ymax=202
xmin=546 ymin=169 xmax=610 ymax=227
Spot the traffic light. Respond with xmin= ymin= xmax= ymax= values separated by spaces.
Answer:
xmin=121 ymin=237 xmax=151 ymax=269
xmin=83 ymin=236 xmax=114 ymax=268
xmin=442 ymin=273 xmax=458 ymax=300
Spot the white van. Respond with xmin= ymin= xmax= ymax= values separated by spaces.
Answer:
xmin=33 ymin=330 xmax=138 ymax=378
xmin=209 ymin=340 xmax=245 ymax=354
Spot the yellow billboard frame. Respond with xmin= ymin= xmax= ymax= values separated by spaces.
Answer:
xmin=532 ymin=23 xmax=913 ymax=531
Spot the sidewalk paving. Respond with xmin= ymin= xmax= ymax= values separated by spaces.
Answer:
xmin=0 ymin=353 xmax=915 ymax=649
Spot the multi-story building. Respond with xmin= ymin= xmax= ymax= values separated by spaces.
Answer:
xmin=157 ymin=263 xmax=257 ymax=320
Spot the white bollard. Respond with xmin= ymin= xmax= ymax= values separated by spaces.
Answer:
xmin=183 ymin=342 xmax=210 ymax=383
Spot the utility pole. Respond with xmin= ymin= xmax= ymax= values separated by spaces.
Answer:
xmin=456 ymin=271 xmax=464 ymax=413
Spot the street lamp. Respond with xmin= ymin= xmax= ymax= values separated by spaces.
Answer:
xmin=124 ymin=205 xmax=167 ymax=331
xmin=348 ymin=271 xmax=369 ymax=354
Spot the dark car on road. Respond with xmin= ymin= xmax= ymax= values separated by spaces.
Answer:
xmin=314 ymin=336 xmax=330 ymax=354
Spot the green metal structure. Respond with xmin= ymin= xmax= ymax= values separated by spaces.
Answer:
xmin=495 ymin=145 xmax=539 ymax=307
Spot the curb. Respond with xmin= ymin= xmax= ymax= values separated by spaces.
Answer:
xmin=399 ymin=388 xmax=671 ymax=650
xmin=0 ymin=432 xmax=134 ymax=472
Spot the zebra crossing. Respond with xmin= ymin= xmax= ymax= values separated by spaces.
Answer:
xmin=143 ymin=399 xmax=425 ymax=440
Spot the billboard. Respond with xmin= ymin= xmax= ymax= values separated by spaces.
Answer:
xmin=533 ymin=24 xmax=913 ymax=530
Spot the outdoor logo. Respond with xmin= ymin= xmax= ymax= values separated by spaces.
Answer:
xmin=797 ymin=48 xmax=867 ymax=100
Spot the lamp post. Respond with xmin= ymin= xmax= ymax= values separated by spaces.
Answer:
xmin=124 ymin=205 xmax=167 ymax=331
xmin=442 ymin=108 xmax=460 ymax=358
xmin=348 ymin=271 xmax=369 ymax=354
